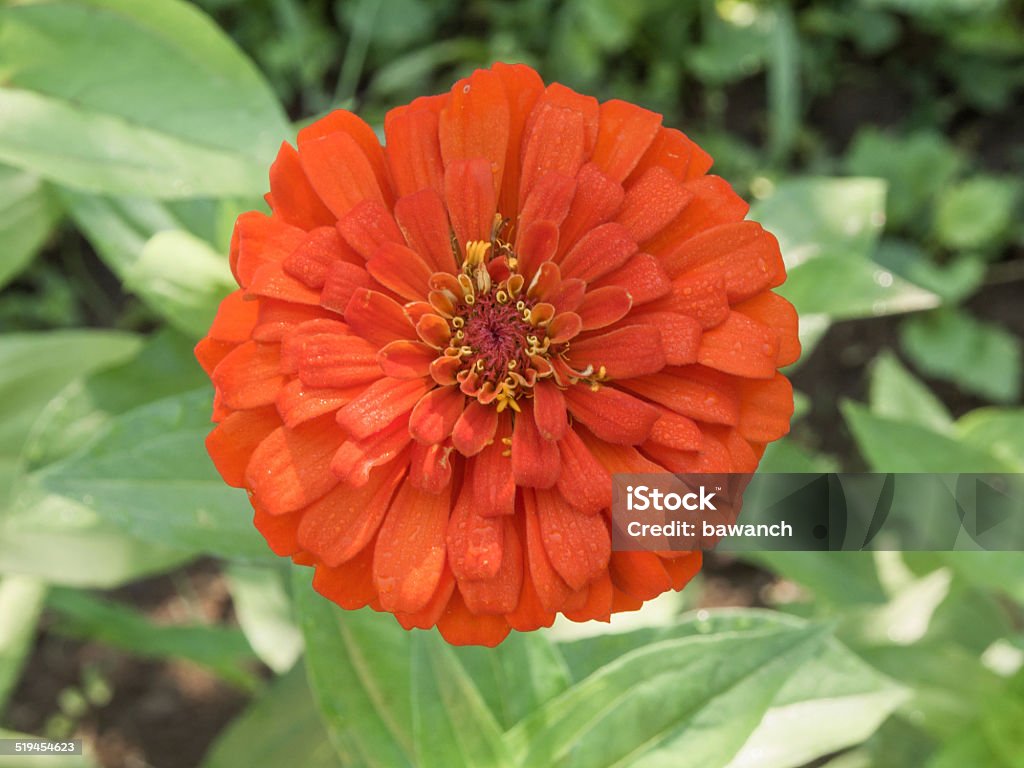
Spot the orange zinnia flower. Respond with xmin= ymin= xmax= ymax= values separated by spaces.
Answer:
xmin=196 ymin=63 xmax=798 ymax=646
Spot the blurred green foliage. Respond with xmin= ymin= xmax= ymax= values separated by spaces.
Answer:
xmin=0 ymin=0 xmax=1022 ymax=766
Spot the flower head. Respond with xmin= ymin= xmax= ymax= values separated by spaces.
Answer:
xmin=197 ymin=63 xmax=798 ymax=646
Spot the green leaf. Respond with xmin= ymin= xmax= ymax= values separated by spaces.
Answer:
xmin=934 ymin=176 xmax=1019 ymax=251
xmin=0 ymin=0 xmax=288 ymax=198
xmin=843 ymin=130 xmax=962 ymax=231
xmin=11 ymin=389 xmax=269 ymax=562
xmin=47 ymin=588 xmax=257 ymax=689
xmin=411 ymin=633 xmax=512 ymax=768
xmin=127 ymin=230 xmax=235 ymax=338
xmin=0 ymin=576 xmax=47 ymax=714
xmin=901 ymin=308 xmax=1022 ymax=403
xmin=505 ymin=622 xmax=829 ymax=768
xmin=202 ymin=665 xmax=343 ymax=768
xmin=841 ymin=400 xmax=1015 ymax=472
xmin=955 ymin=408 xmax=1024 ymax=471
xmin=744 ymin=552 xmax=887 ymax=607
xmin=226 ymin=564 xmax=303 ymax=674
xmin=869 ymin=351 xmax=953 ymax=433
xmin=758 ymin=438 xmax=838 ymax=473
xmin=295 ymin=576 xmax=414 ymax=768
xmin=0 ymin=165 xmax=59 ymax=290
xmin=873 ymin=239 xmax=985 ymax=304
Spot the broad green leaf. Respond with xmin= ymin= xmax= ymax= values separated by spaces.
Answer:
xmin=926 ymin=723 xmax=1009 ymax=768
xmin=758 ymin=438 xmax=838 ymax=473
xmin=295 ymin=575 xmax=414 ymax=768
xmin=47 ymin=589 xmax=257 ymax=689
xmin=934 ymin=176 xmax=1019 ymax=251
xmin=127 ymin=230 xmax=235 ymax=338
xmin=749 ymin=177 xmax=887 ymax=268
xmin=226 ymin=564 xmax=303 ymax=674
xmin=841 ymin=401 xmax=1015 ymax=472
xmin=955 ymin=408 xmax=1024 ymax=471
xmin=843 ymin=130 xmax=961 ymax=230
xmin=454 ymin=633 xmax=572 ymax=730
xmin=506 ymin=622 xmax=829 ymax=768
xmin=874 ymin=239 xmax=984 ymax=304
xmin=0 ymin=0 xmax=288 ymax=198
xmin=0 ymin=575 xmax=46 ymax=714
xmin=0 ymin=729 xmax=96 ymax=767
xmin=411 ymin=633 xmax=511 ymax=768
xmin=901 ymin=308 xmax=1022 ymax=403
xmin=868 ymin=351 xmax=953 ymax=433
xmin=933 ymin=552 xmax=1024 ymax=605
xmin=11 ymin=389 xmax=269 ymax=562
xmin=780 ymin=255 xmax=939 ymax=320
xmin=202 ymin=665 xmax=343 ymax=768
xmin=0 ymin=165 xmax=59 ymax=290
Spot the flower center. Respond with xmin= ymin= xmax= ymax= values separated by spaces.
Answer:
xmin=425 ymin=219 xmax=598 ymax=412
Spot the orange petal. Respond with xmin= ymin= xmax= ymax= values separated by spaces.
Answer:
xmin=366 ymin=241 xmax=434 ymax=303
xmin=609 ymin=551 xmax=672 ymax=601
xmin=646 ymin=176 xmax=750 ymax=257
xmin=627 ymin=311 xmax=702 ymax=366
xmin=629 ymin=126 xmax=712 ymax=184
xmin=470 ymin=414 xmax=515 ymax=517
xmin=591 ymin=99 xmax=662 ymax=182
xmin=459 ymin=518 xmax=523 ymax=615
xmin=556 ymin=427 xmax=612 ymax=515
xmin=451 ymin=400 xmax=498 ymax=456
xmin=663 ymin=551 xmax=703 ymax=590
xmin=297 ymin=109 xmax=393 ymax=207
xmin=208 ymin=289 xmax=259 ymax=342
xmin=373 ymin=478 xmax=451 ymax=613
xmin=618 ymin=166 xmax=693 ymax=245
xmin=439 ymin=68 xmax=510 ymax=197
xmin=408 ymin=385 xmax=464 ymax=445
xmin=511 ymin=401 xmax=560 ymax=488
xmin=570 ymin=325 xmax=666 ymax=379
xmin=563 ymin=571 xmax=614 ymax=623
xmin=621 ymin=367 xmax=739 ymax=426
xmin=436 ymin=589 xmax=511 ymax=647
xmin=253 ymin=504 xmax=302 ymax=556
xmin=247 ymin=262 xmax=322 ymax=306
xmin=298 ymin=130 xmax=386 ymax=219
xmin=205 ymin=406 xmax=282 ymax=487
xmin=529 ymin=83 xmax=600 ymax=155
xmin=518 ymin=171 xmax=576 ymax=236
xmin=556 ymin=163 xmax=625 ymax=259
xmin=532 ymin=381 xmax=567 ymax=441
xmin=212 ymin=341 xmax=285 ymax=410
xmin=647 ymin=272 xmax=730 ymax=329
xmin=576 ymin=286 xmax=632 ymax=331
xmin=232 ymin=211 xmax=306 ymax=287
xmin=409 ymin=441 xmax=453 ymax=493
xmin=338 ymin=377 xmax=432 ymax=440
xmin=394 ymin=189 xmax=457 ymax=273
xmin=267 ymin=141 xmax=335 ymax=230
xmin=492 ymin=62 xmax=545 ymax=220
xmin=522 ymin=491 xmax=574 ymax=613
xmin=276 ymin=379 xmax=358 ymax=428
xmin=559 ymin=222 xmax=637 ymax=282
xmin=344 ymin=288 xmax=416 ymax=347
xmin=447 ymin=480 xmax=504 ymax=581
xmin=319 ymin=261 xmax=374 ymax=314
xmin=290 ymin=332 xmax=381 ymax=389
xmin=534 ymin=486 xmax=610 ymax=591
xmin=384 ymin=106 xmax=444 ymax=198
xmin=697 ymin=311 xmax=780 ymax=379
xmin=283 ymin=226 xmax=359 ymax=289
xmin=648 ymin=408 xmax=703 ymax=451
xmin=246 ymin=415 xmax=344 ymax=515
xmin=736 ymin=374 xmax=794 ymax=443
xmin=735 ymin=292 xmax=800 ymax=367
xmin=395 ymin=563 xmax=456 ymax=631
xmin=377 ymin=340 xmax=436 ymax=379
xmin=336 ymin=199 xmax=404 ymax=261
xmin=298 ymin=465 xmax=405 ymax=566
xmin=519 ymin=104 xmax=586 ymax=209
xmin=312 ymin=541 xmax=378 ymax=610
xmin=516 ymin=220 xmax=559 ymax=281
xmin=444 ymin=158 xmax=498 ymax=250
xmin=564 ymin=385 xmax=660 ymax=445
xmin=331 ymin=415 xmax=412 ymax=486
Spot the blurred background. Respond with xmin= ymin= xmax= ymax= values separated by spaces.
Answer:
xmin=0 ymin=1 xmax=1022 ymax=767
